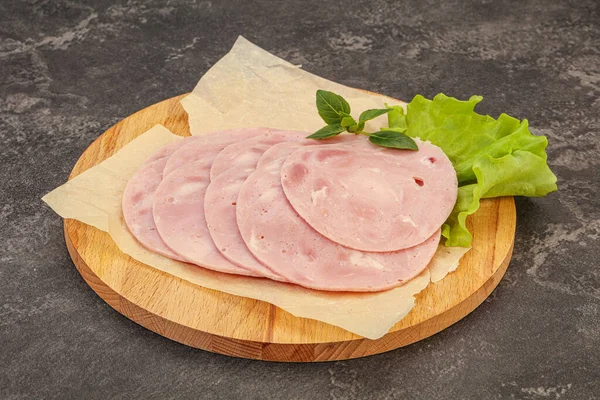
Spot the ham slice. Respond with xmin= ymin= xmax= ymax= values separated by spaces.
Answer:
xmin=151 ymin=128 xmax=298 ymax=276
xmin=280 ymin=139 xmax=458 ymax=252
xmin=153 ymin=158 xmax=259 ymax=276
xmin=209 ymin=131 xmax=306 ymax=180
xmin=163 ymin=128 xmax=267 ymax=176
xmin=236 ymin=142 xmax=441 ymax=292
xmin=204 ymin=132 xmax=307 ymax=280
xmin=123 ymin=129 xmax=264 ymax=264
xmin=122 ymin=139 xmax=188 ymax=261
xmin=204 ymin=168 xmax=284 ymax=280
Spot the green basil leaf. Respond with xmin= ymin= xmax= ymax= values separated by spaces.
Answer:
xmin=368 ymin=130 xmax=418 ymax=150
xmin=358 ymin=108 xmax=390 ymax=123
xmin=340 ymin=116 xmax=357 ymax=128
xmin=347 ymin=122 xmax=365 ymax=133
xmin=316 ymin=90 xmax=351 ymax=124
xmin=306 ymin=124 xmax=346 ymax=139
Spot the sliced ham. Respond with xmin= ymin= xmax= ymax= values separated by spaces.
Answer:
xmin=153 ymin=158 xmax=259 ymax=276
xmin=150 ymin=128 xmax=295 ymax=276
xmin=122 ymin=157 xmax=186 ymax=261
xmin=150 ymin=128 xmax=310 ymax=277
xmin=204 ymin=132 xmax=307 ymax=280
xmin=123 ymin=129 xmax=261 ymax=264
xmin=209 ymin=131 xmax=306 ymax=180
xmin=163 ymin=128 xmax=268 ymax=176
xmin=280 ymin=139 xmax=458 ymax=252
xmin=236 ymin=142 xmax=441 ymax=292
xmin=125 ymin=128 xmax=280 ymax=276
xmin=204 ymin=168 xmax=284 ymax=280
xmin=254 ymin=134 xmax=362 ymax=168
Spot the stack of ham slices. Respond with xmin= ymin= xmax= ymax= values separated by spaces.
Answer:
xmin=122 ymin=128 xmax=458 ymax=292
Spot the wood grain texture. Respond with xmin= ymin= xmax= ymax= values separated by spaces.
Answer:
xmin=64 ymin=94 xmax=516 ymax=362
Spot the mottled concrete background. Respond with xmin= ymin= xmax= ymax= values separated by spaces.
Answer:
xmin=1 ymin=0 xmax=598 ymax=399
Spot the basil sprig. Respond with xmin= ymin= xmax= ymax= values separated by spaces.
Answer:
xmin=307 ymin=90 xmax=418 ymax=150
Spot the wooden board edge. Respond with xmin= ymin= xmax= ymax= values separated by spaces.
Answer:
xmin=64 ymin=219 xmax=514 ymax=362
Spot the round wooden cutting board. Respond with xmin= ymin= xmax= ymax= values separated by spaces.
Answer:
xmin=64 ymin=94 xmax=516 ymax=362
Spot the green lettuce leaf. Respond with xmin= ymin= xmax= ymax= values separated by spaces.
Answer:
xmin=389 ymin=94 xmax=557 ymax=247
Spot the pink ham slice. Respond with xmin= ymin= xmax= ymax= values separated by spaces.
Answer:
xmin=153 ymin=158 xmax=259 ymax=276
xmin=280 ymin=139 xmax=457 ymax=252
xmin=204 ymin=168 xmax=284 ymax=280
xmin=124 ymin=128 xmax=305 ymax=277
xmin=122 ymin=138 xmax=189 ymax=260
xmin=151 ymin=129 xmax=298 ymax=276
xmin=124 ymin=131 xmax=256 ymax=262
xmin=124 ymin=131 xmax=254 ymax=264
xmin=204 ymin=132 xmax=307 ymax=280
xmin=236 ymin=142 xmax=441 ymax=292
xmin=209 ymin=131 xmax=307 ymax=180
xmin=163 ymin=128 xmax=269 ymax=177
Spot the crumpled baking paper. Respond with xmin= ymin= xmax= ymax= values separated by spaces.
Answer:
xmin=181 ymin=36 xmax=404 ymax=135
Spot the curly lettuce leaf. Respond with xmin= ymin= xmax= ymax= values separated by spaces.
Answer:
xmin=389 ymin=94 xmax=557 ymax=247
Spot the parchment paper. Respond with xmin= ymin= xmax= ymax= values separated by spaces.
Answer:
xmin=43 ymin=37 xmax=470 ymax=340
xmin=182 ymin=36 xmax=404 ymax=135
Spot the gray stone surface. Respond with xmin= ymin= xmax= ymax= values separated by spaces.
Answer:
xmin=1 ymin=0 xmax=599 ymax=398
